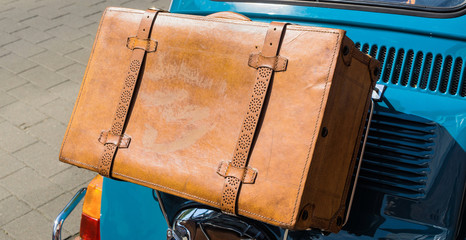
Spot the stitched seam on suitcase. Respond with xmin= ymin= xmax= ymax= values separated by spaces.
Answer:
xmin=59 ymin=8 xmax=109 ymax=162
xmin=162 ymin=15 xmax=340 ymax=34
xmin=60 ymin=157 xmax=99 ymax=171
xmin=113 ymin=171 xmax=291 ymax=225
xmin=290 ymin=33 xmax=342 ymax=224
xmin=109 ymin=9 xmax=341 ymax=35
xmin=113 ymin=172 xmax=220 ymax=206
xmin=164 ymin=14 xmax=341 ymax=34
xmin=238 ymin=209 xmax=289 ymax=225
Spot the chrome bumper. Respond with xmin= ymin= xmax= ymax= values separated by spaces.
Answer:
xmin=52 ymin=188 xmax=87 ymax=240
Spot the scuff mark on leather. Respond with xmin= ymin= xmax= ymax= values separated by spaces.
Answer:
xmin=140 ymin=89 xmax=188 ymax=106
xmin=155 ymin=61 xmax=214 ymax=89
xmin=284 ymin=31 xmax=305 ymax=45
xmin=160 ymin=105 xmax=210 ymax=123
xmin=143 ymin=123 xmax=212 ymax=153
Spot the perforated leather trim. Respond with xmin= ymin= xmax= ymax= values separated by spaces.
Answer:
xmin=97 ymin=10 xmax=161 ymax=177
xmin=220 ymin=22 xmax=288 ymax=215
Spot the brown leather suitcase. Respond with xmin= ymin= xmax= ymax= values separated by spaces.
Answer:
xmin=59 ymin=7 xmax=380 ymax=232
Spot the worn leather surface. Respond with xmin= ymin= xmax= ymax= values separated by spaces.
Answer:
xmin=60 ymin=7 xmax=377 ymax=231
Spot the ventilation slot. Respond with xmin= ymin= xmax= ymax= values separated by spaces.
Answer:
xmin=355 ymin=42 xmax=361 ymax=49
xmin=362 ymin=43 xmax=370 ymax=54
xmin=378 ymin=46 xmax=387 ymax=68
xmin=400 ymin=50 xmax=414 ymax=86
xmin=370 ymin=45 xmax=378 ymax=58
xmin=391 ymin=49 xmax=405 ymax=84
xmin=359 ymin=109 xmax=437 ymax=199
xmin=439 ymin=56 xmax=453 ymax=93
xmin=383 ymin=48 xmax=396 ymax=83
xmin=461 ymin=67 xmax=466 ymax=97
xmin=449 ymin=58 xmax=463 ymax=95
xmin=429 ymin=54 xmax=443 ymax=91
xmin=410 ymin=52 xmax=424 ymax=88
xmin=419 ymin=53 xmax=433 ymax=89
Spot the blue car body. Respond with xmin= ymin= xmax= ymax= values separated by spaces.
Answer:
xmin=99 ymin=1 xmax=466 ymax=239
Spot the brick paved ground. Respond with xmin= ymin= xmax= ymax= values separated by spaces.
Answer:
xmin=0 ymin=0 xmax=171 ymax=239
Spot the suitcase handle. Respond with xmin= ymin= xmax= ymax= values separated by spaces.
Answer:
xmin=206 ymin=11 xmax=251 ymax=21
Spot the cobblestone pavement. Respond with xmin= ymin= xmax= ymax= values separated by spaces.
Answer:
xmin=0 ymin=0 xmax=171 ymax=239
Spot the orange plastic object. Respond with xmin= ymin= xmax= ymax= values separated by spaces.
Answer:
xmin=82 ymin=175 xmax=103 ymax=219
xmin=80 ymin=175 xmax=103 ymax=240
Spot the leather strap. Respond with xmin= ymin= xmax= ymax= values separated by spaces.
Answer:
xmin=97 ymin=10 xmax=162 ymax=177
xmin=220 ymin=22 xmax=288 ymax=215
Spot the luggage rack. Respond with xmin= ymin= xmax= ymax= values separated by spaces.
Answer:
xmin=52 ymin=188 xmax=87 ymax=240
xmin=343 ymin=83 xmax=386 ymax=227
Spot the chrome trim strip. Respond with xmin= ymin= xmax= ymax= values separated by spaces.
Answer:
xmin=343 ymin=99 xmax=375 ymax=226
xmin=52 ymin=188 xmax=87 ymax=240
xmin=155 ymin=190 xmax=172 ymax=228
xmin=283 ymin=229 xmax=289 ymax=240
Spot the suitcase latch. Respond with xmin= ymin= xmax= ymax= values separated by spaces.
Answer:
xmin=217 ymin=161 xmax=257 ymax=184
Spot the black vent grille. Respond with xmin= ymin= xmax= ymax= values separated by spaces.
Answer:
xmin=450 ymin=58 xmax=463 ymax=95
xmin=359 ymin=109 xmax=438 ymax=199
xmin=400 ymin=50 xmax=414 ymax=86
xmin=355 ymin=43 xmax=466 ymax=97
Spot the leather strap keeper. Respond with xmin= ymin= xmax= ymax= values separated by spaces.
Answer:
xmin=217 ymin=161 xmax=257 ymax=184
xmin=98 ymin=130 xmax=131 ymax=148
xmin=126 ymin=37 xmax=158 ymax=52
xmin=248 ymin=53 xmax=288 ymax=71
